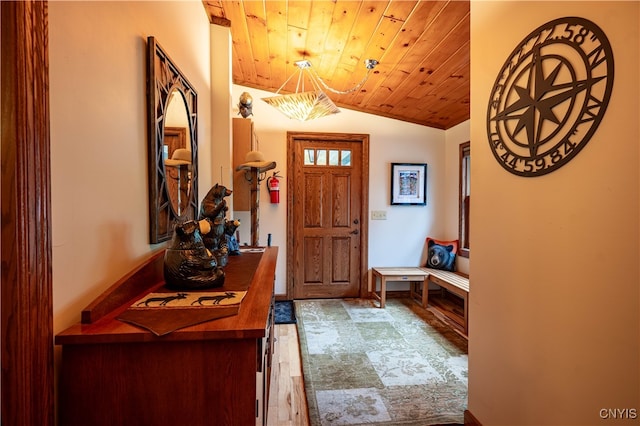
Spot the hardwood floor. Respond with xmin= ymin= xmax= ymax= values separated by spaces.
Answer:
xmin=267 ymin=324 xmax=310 ymax=425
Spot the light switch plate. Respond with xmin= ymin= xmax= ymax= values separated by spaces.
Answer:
xmin=371 ymin=210 xmax=387 ymax=220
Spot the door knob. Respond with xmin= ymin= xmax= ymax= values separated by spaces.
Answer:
xmin=350 ymin=229 xmax=359 ymax=235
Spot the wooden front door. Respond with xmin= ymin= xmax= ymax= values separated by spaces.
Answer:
xmin=287 ymin=132 xmax=369 ymax=299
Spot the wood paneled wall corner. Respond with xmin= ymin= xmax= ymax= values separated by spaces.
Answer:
xmin=1 ymin=1 xmax=54 ymax=425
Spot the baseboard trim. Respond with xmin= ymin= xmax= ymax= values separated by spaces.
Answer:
xmin=464 ymin=409 xmax=482 ymax=425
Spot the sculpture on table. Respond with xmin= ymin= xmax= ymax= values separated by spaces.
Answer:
xmin=199 ymin=183 xmax=241 ymax=267
xmin=163 ymin=220 xmax=225 ymax=290
xmin=237 ymin=92 xmax=253 ymax=118
xmin=224 ymin=218 xmax=241 ymax=256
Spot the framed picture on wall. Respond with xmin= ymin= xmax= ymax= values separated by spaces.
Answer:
xmin=390 ymin=163 xmax=427 ymax=205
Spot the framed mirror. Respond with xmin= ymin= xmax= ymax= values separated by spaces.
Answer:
xmin=147 ymin=36 xmax=198 ymax=243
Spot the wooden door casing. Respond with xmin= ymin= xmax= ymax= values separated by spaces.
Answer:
xmin=287 ymin=132 xmax=369 ymax=300
xmin=1 ymin=1 xmax=55 ymax=424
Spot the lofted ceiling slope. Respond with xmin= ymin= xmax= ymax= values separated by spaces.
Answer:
xmin=203 ymin=1 xmax=470 ymax=129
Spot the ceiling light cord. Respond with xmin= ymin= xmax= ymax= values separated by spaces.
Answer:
xmin=274 ymin=68 xmax=300 ymax=95
xmin=273 ymin=59 xmax=378 ymax=95
xmin=309 ymin=66 xmax=375 ymax=95
xmin=274 ymin=68 xmax=323 ymax=95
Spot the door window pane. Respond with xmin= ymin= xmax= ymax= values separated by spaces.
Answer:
xmin=329 ymin=150 xmax=339 ymax=166
xmin=316 ymin=149 xmax=327 ymax=165
xmin=304 ymin=149 xmax=315 ymax=165
xmin=305 ymin=148 xmax=352 ymax=167
xmin=341 ymin=150 xmax=351 ymax=166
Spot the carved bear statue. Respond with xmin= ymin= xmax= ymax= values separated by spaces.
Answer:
xmin=224 ymin=218 xmax=241 ymax=256
xmin=163 ymin=220 xmax=225 ymax=290
xmin=199 ymin=183 xmax=240 ymax=266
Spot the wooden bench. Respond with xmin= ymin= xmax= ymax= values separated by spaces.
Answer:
xmin=370 ymin=267 xmax=429 ymax=308
xmin=410 ymin=268 xmax=470 ymax=336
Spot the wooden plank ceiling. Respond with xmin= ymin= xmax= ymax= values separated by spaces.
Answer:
xmin=203 ymin=1 xmax=469 ymax=129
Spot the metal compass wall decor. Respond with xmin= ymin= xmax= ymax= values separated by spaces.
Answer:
xmin=487 ymin=17 xmax=614 ymax=177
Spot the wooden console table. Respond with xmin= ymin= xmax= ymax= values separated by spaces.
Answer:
xmin=55 ymin=247 xmax=278 ymax=426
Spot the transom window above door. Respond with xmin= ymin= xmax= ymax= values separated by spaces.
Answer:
xmin=304 ymin=148 xmax=351 ymax=166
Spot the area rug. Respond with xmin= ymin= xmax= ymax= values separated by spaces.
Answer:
xmin=275 ymin=300 xmax=297 ymax=324
xmin=295 ymin=298 xmax=468 ymax=426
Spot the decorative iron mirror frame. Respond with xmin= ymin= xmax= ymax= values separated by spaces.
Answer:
xmin=147 ymin=36 xmax=198 ymax=243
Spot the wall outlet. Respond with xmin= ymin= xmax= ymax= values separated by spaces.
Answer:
xmin=371 ymin=210 xmax=387 ymax=220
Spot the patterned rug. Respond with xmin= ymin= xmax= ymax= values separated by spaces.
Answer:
xmin=295 ymin=298 xmax=468 ymax=426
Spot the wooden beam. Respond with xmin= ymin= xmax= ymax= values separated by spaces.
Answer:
xmin=250 ymin=169 xmax=260 ymax=246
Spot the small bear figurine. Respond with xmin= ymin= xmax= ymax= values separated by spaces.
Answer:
xmin=224 ymin=219 xmax=241 ymax=256
xmin=199 ymin=183 xmax=240 ymax=267
xmin=163 ymin=220 xmax=225 ymax=290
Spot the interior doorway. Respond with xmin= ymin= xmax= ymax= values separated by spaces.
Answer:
xmin=286 ymin=132 xmax=369 ymax=299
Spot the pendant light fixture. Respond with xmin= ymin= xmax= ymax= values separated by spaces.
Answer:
xmin=262 ymin=59 xmax=378 ymax=121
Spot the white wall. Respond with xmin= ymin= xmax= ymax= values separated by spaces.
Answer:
xmin=210 ymin=24 xmax=233 ymax=192
xmin=470 ymin=2 xmax=639 ymax=425
xmin=230 ymin=85 xmax=451 ymax=294
xmin=49 ymin=0 xmax=213 ymax=333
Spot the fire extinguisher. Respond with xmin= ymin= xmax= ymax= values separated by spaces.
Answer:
xmin=267 ymin=172 xmax=282 ymax=204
